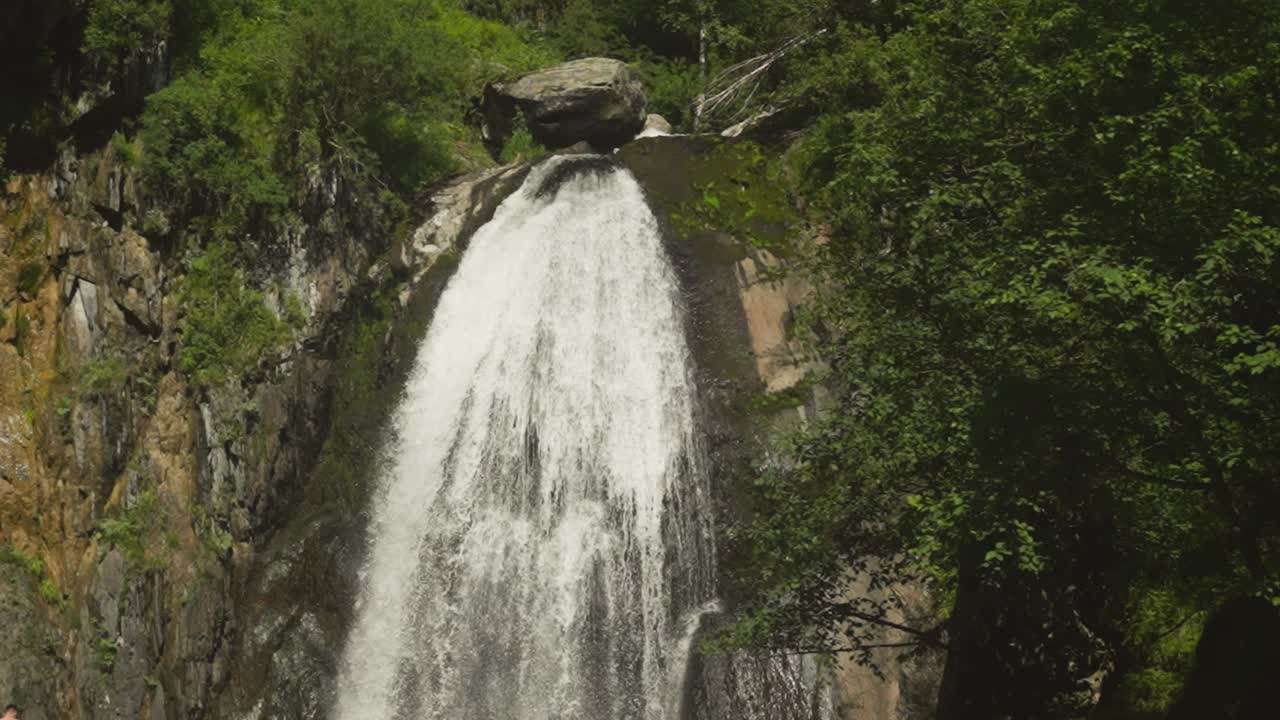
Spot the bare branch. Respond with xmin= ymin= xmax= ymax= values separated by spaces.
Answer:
xmin=695 ymin=29 xmax=828 ymax=126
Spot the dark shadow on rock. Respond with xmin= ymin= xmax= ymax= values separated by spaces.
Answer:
xmin=532 ymin=155 xmax=619 ymax=201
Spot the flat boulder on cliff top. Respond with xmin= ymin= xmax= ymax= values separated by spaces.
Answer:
xmin=484 ymin=58 xmax=647 ymax=151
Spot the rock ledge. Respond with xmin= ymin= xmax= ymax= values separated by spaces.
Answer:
xmin=483 ymin=58 xmax=647 ymax=151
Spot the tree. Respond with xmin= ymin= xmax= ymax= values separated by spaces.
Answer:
xmin=729 ymin=1 xmax=1280 ymax=716
xmin=83 ymin=0 xmax=172 ymax=72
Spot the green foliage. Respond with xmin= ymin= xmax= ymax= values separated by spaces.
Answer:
xmin=434 ymin=1 xmax=560 ymax=82
xmin=499 ymin=118 xmax=547 ymax=164
xmin=39 ymin=578 xmax=62 ymax=606
xmin=311 ymin=253 xmax=454 ymax=508
xmin=673 ymin=141 xmax=799 ymax=255
xmin=281 ymin=289 xmax=307 ymax=331
xmin=1 ymin=544 xmax=65 ymax=608
xmin=636 ymin=57 xmax=701 ymax=129
xmin=730 ymin=0 xmax=1280 ymax=715
xmin=110 ymin=131 xmax=142 ymax=167
xmin=79 ymin=355 xmax=129 ymax=397
xmin=96 ymin=490 xmax=164 ymax=574
xmin=140 ymin=60 xmax=289 ymax=240
xmin=16 ymin=260 xmax=44 ymax=297
xmin=747 ymin=374 xmax=820 ymax=414
xmin=0 ymin=544 xmax=47 ymax=578
xmin=1109 ymin=590 xmax=1205 ymax=716
xmin=175 ymin=242 xmax=293 ymax=389
xmin=83 ymin=0 xmax=173 ymax=66
xmin=545 ymin=0 xmax=623 ymax=57
xmin=92 ymin=620 xmax=118 ymax=672
xmin=312 ymin=290 xmax=400 ymax=508
xmin=140 ymin=0 xmax=557 ymax=243
xmin=189 ymin=502 xmax=232 ymax=559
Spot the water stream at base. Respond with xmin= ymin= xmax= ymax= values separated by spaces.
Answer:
xmin=334 ymin=156 xmax=719 ymax=720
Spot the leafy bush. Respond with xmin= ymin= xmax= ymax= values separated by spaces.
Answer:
xmin=637 ymin=57 xmax=701 ymax=129
xmin=13 ymin=308 xmax=32 ymax=357
xmin=16 ymin=260 xmax=44 ymax=296
xmin=93 ymin=620 xmax=118 ymax=671
xmin=175 ymin=242 xmax=293 ymax=389
xmin=732 ymin=1 xmax=1280 ymax=715
xmin=672 ymin=141 xmax=799 ymax=255
xmin=189 ymin=501 xmax=233 ymax=558
xmin=79 ymin=355 xmax=129 ymax=397
xmin=95 ymin=490 xmax=162 ymax=573
xmin=498 ymin=117 xmax=547 ymax=164
xmin=1 ymin=544 xmax=65 ymax=608
xmin=0 ymin=544 xmax=46 ymax=577
xmin=83 ymin=0 xmax=173 ymax=67
xmin=140 ymin=0 xmax=558 ymax=242
xmin=110 ymin=131 xmax=141 ymax=167
xmin=141 ymin=64 xmax=289 ymax=240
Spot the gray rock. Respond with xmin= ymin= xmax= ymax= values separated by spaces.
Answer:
xmin=484 ymin=58 xmax=647 ymax=150
xmin=0 ymin=565 xmax=61 ymax=720
xmin=643 ymin=113 xmax=674 ymax=134
xmin=718 ymin=102 xmax=809 ymax=141
xmin=394 ymin=163 xmax=530 ymax=278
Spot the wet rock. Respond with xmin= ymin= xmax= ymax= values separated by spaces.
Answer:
xmin=393 ymin=163 xmax=530 ymax=278
xmin=0 ymin=564 xmax=61 ymax=720
xmin=79 ymin=549 xmax=154 ymax=720
xmin=483 ymin=58 xmax=647 ymax=150
xmin=561 ymin=140 xmax=596 ymax=155
xmin=67 ymin=278 xmax=101 ymax=355
xmin=620 ymin=135 xmax=939 ymax=718
xmin=215 ymin=512 xmax=358 ymax=720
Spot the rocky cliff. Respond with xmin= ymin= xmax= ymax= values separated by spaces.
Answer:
xmin=620 ymin=136 xmax=943 ymax=720
xmin=0 ymin=120 xmax=528 ymax=718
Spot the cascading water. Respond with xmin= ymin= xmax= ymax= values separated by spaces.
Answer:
xmin=334 ymin=156 xmax=719 ymax=720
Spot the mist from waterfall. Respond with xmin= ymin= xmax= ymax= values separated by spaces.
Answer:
xmin=333 ymin=156 xmax=718 ymax=720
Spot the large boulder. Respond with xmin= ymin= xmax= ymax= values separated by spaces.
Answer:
xmin=483 ymin=58 xmax=647 ymax=151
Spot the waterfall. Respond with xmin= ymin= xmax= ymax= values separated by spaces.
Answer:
xmin=334 ymin=156 xmax=717 ymax=720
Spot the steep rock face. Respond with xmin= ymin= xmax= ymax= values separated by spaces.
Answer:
xmin=483 ymin=57 xmax=647 ymax=150
xmin=212 ymin=161 xmax=530 ymax=720
xmin=0 ymin=118 xmax=527 ymax=720
xmin=2 ymin=142 xmax=212 ymax=720
xmin=0 ymin=561 xmax=63 ymax=720
xmin=619 ymin=136 xmax=944 ymax=720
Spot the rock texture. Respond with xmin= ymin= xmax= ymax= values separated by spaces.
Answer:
xmin=484 ymin=57 xmax=647 ymax=150
xmin=4 ymin=119 xmax=929 ymax=720
xmin=642 ymin=113 xmax=674 ymax=135
xmin=0 ymin=121 xmax=527 ymax=719
xmin=392 ymin=162 xmax=530 ymax=277
xmin=214 ymin=163 xmax=529 ymax=720
xmin=620 ymin=135 xmax=944 ymax=720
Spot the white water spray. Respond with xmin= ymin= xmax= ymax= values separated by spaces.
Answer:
xmin=334 ymin=157 xmax=716 ymax=720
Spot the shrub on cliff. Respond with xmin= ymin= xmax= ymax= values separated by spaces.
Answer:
xmin=139 ymin=0 xmax=556 ymax=244
xmin=174 ymin=242 xmax=294 ymax=389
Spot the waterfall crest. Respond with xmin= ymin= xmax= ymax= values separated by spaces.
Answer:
xmin=334 ymin=156 xmax=716 ymax=720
